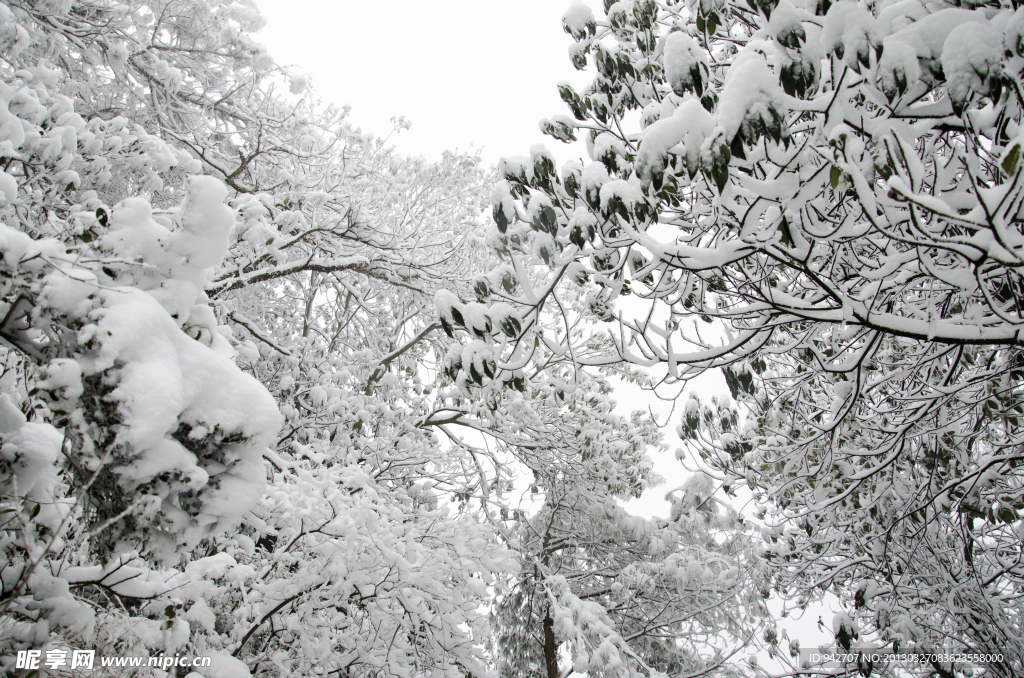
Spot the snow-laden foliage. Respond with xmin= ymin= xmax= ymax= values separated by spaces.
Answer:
xmin=0 ymin=0 xmax=752 ymax=676
xmin=493 ymin=434 xmax=767 ymax=678
xmin=0 ymin=0 xmax=511 ymax=674
xmin=435 ymin=245 xmax=768 ymax=674
xmin=0 ymin=97 xmax=281 ymax=670
xmin=478 ymin=0 xmax=1024 ymax=673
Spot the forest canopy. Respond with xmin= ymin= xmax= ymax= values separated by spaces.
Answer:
xmin=0 ymin=0 xmax=1021 ymax=676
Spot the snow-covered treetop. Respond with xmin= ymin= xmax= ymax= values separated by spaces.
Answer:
xmin=466 ymin=0 xmax=1024 ymax=671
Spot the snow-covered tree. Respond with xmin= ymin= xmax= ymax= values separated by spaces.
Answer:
xmin=0 ymin=1 xmax=727 ymax=676
xmin=493 ymin=440 xmax=767 ymax=678
xmin=213 ymin=143 xmax=527 ymax=675
xmin=0 ymin=73 xmax=282 ymax=674
xmin=482 ymin=0 xmax=1024 ymax=673
xmin=432 ymin=235 xmax=776 ymax=675
xmin=0 ymin=0 xmax=515 ymax=674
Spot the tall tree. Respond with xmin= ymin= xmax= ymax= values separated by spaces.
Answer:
xmin=477 ymin=0 xmax=1024 ymax=673
xmin=0 ymin=0 xmax=516 ymax=675
xmin=0 ymin=1 xmax=731 ymax=677
xmin=493 ymin=450 xmax=767 ymax=678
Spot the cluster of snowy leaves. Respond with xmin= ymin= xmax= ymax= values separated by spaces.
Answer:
xmin=475 ymin=0 xmax=1024 ymax=673
xmin=435 ymin=213 xmax=772 ymax=674
xmin=0 ymin=97 xmax=279 ymax=678
xmin=0 ymin=1 xmax=752 ymax=677
xmin=0 ymin=0 xmax=516 ymax=676
xmin=493 ymin=458 xmax=768 ymax=678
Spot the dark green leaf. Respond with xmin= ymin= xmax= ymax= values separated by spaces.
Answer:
xmin=535 ymin=206 xmax=558 ymax=235
xmin=710 ymin=143 xmax=731 ymax=193
xmin=1003 ymin=143 xmax=1021 ymax=176
xmin=500 ymin=316 xmax=522 ymax=338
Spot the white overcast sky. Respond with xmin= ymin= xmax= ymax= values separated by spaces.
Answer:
xmin=255 ymin=0 xmax=593 ymax=165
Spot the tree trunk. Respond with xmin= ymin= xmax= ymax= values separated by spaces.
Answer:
xmin=543 ymin=611 xmax=559 ymax=678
